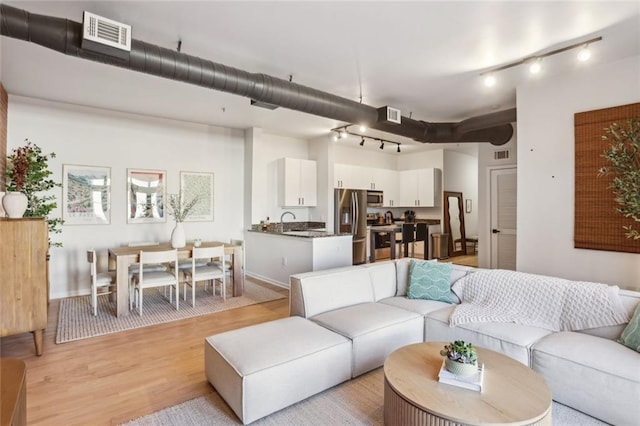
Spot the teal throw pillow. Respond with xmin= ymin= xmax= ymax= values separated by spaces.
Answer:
xmin=407 ymin=260 xmax=456 ymax=303
xmin=618 ymin=304 xmax=640 ymax=352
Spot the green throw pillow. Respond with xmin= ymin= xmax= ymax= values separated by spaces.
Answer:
xmin=407 ymin=260 xmax=456 ymax=303
xmin=618 ymin=304 xmax=640 ymax=352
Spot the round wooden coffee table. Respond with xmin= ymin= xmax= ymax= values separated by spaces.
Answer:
xmin=384 ymin=342 xmax=552 ymax=426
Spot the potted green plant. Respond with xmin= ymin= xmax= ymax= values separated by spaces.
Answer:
xmin=440 ymin=340 xmax=478 ymax=376
xmin=166 ymin=191 xmax=201 ymax=248
xmin=599 ymin=118 xmax=640 ymax=240
xmin=4 ymin=139 xmax=64 ymax=246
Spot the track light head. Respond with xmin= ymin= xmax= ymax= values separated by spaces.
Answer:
xmin=484 ymin=73 xmax=497 ymax=87
xmin=577 ymin=45 xmax=591 ymax=61
xmin=332 ymin=133 xmax=338 ymax=142
xmin=360 ymin=137 xmax=365 ymax=146
xmin=529 ymin=58 xmax=542 ymax=74
xmin=379 ymin=141 xmax=384 ymax=150
xmin=339 ymin=130 xmax=347 ymax=139
xmin=397 ymin=144 xmax=401 ymax=153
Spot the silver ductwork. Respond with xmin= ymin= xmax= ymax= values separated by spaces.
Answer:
xmin=0 ymin=4 xmax=515 ymax=145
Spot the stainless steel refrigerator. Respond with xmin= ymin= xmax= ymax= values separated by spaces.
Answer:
xmin=334 ymin=188 xmax=367 ymax=265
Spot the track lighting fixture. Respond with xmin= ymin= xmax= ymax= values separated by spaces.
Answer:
xmin=330 ymin=125 xmax=403 ymax=153
xmin=577 ymin=45 xmax=591 ymax=62
xmin=480 ymin=35 xmax=601 ymax=87
xmin=529 ymin=58 xmax=542 ymax=74
xmin=483 ymin=73 xmax=497 ymax=87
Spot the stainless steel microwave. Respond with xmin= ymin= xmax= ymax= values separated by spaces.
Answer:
xmin=367 ymin=190 xmax=383 ymax=207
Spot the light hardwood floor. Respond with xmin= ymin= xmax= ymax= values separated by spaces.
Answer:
xmin=0 ymin=279 xmax=289 ymax=426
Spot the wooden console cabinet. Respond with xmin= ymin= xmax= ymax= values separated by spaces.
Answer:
xmin=0 ymin=218 xmax=48 ymax=356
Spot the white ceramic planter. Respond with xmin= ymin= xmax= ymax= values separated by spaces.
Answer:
xmin=445 ymin=357 xmax=477 ymax=377
xmin=2 ymin=191 xmax=28 ymax=218
xmin=171 ymin=222 xmax=186 ymax=248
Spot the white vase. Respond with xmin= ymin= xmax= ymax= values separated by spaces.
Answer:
xmin=171 ymin=222 xmax=186 ymax=248
xmin=2 ymin=191 xmax=28 ymax=218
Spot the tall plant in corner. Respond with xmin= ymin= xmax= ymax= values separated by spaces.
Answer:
xmin=5 ymin=139 xmax=64 ymax=247
xmin=599 ymin=118 xmax=640 ymax=240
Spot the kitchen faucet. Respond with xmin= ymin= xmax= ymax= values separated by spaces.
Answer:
xmin=280 ymin=211 xmax=296 ymax=232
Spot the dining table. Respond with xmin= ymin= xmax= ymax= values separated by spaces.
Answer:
xmin=108 ymin=241 xmax=243 ymax=317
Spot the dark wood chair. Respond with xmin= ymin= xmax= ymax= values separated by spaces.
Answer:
xmin=401 ymin=223 xmax=416 ymax=257
xmin=415 ymin=223 xmax=428 ymax=259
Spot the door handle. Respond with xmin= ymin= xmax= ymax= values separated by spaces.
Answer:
xmin=492 ymin=229 xmax=501 ymax=234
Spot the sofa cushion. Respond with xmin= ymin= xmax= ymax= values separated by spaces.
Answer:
xmin=407 ymin=260 xmax=456 ymax=303
xmin=396 ymin=258 xmax=437 ymax=296
xmin=290 ymin=267 xmax=375 ymax=318
xmin=379 ymin=296 xmax=452 ymax=316
xmin=311 ymin=302 xmax=423 ymax=377
xmin=619 ymin=303 xmax=640 ymax=352
xmin=532 ymin=331 xmax=640 ymax=425
xmin=362 ymin=261 xmax=398 ymax=301
xmin=426 ymin=305 xmax=554 ymax=365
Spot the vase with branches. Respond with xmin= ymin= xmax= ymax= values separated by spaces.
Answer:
xmin=5 ymin=139 xmax=64 ymax=246
xmin=167 ymin=191 xmax=201 ymax=248
xmin=599 ymin=118 xmax=640 ymax=240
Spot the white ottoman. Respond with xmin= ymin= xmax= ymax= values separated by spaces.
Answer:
xmin=204 ymin=316 xmax=352 ymax=424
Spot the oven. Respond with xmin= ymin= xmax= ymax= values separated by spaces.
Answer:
xmin=367 ymin=190 xmax=383 ymax=207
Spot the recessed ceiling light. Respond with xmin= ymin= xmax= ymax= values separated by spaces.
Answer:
xmin=359 ymin=125 xmax=367 ymax=132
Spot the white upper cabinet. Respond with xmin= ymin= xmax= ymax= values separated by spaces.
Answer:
xmin=380 ymin=169 xmax=399 ymax=207
xmin=279 ymin=158 xmax=317 ymax=207
xmin=398 ymin=168 xmax=438 ymax=207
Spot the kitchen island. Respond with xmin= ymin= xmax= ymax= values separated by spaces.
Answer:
xmin=245 ymin=228 xmax=352 ymax=288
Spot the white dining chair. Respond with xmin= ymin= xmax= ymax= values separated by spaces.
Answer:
xmin=183 ymin=246 xmax=226 ymax=306
xmin=87 ymin=249 xmax=116 ymax=316
xmin=130 ymin=249 xmax=179 ymax=315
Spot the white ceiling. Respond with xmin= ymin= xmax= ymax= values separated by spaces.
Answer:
xmin=1 ymin=1 xmax=639 ymax=153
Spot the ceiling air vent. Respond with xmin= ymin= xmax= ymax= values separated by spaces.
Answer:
xmin=377 ymin=106 xmax=401 ymax=125
xmin=82 ymin=11 xmax=131 ymax=59
xmin=494 ymin=149 xmax=510 ymax=160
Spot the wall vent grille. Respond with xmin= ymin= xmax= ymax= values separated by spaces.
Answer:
xmin=83 ymin=11 xmax=131 ymax=52
xmin=494 ymin=150 xmax=510 ymax=160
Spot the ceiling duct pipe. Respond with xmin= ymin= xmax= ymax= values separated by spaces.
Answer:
xmin=0 ymin=4 xmax=514 ymax=145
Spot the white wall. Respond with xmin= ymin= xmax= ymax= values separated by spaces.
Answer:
xmin=517 ymin=55 xmax=640 ymax=290
xmin=7 ymin=96 xmax=245 ymax=299
xmin=247 ymin=129 xmax=313 ymax=225
xmin=444 ymin=150 xmax=478 ymax=236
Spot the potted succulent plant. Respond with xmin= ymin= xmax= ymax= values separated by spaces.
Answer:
xmin=440 ymin=340 xmax=478 ymax=376
xmin=4 ymin=139 xmax=63 ymax=246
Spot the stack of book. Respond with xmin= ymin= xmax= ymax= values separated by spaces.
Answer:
xmin=437 ymin=360 xmax=485 ymax=392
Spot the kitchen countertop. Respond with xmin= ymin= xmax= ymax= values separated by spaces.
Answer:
xmin=248 ymin=229 xmax=352 ymax=239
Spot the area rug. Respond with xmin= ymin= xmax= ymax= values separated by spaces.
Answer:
xmin=56 ymin=281 xmax=285 ymax=344
xmin=122 ymin=369 xmax=607 ymax=426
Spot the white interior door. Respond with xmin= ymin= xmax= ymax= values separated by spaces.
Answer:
xmin=490 ymin=167 xmax=517 ymax=270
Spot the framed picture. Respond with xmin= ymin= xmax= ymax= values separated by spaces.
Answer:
xmin=465 ymin=199 xmax=472 ymax=214
xmin=180 ymin=171 xmax=214 ymax=221
xmin=127 ymin=169 xmax=166 ymax=224
xmin=62 ymin=164 xmax=111 ymax=225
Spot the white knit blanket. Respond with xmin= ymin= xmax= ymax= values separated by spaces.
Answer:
xmin=450 ymin=270 xmax=629 ymax=331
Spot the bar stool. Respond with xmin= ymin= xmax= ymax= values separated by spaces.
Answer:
xmin=401 ymin=223 xmax=416 ymax=258
xmin=415 ymin=223 xmax=428 ymax=259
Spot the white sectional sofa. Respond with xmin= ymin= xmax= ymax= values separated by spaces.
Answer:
xmin=206 ymin=259 xmax=640 ymax=425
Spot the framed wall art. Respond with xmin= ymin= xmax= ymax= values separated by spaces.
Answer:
xmin=180 ymin=171 xmax=214 ymax=221
xmin=127 ymin=168 xmax=166 ymax=224
xmin=62 ymin=164 xmax=111 ymax=225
